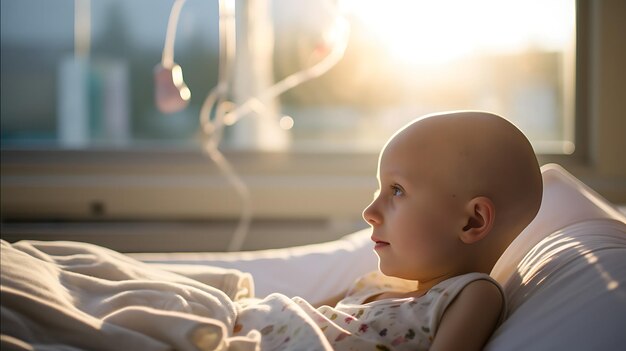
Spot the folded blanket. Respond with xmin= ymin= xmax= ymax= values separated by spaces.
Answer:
xmin=0 ymin=240 xmax=258 ymax=350
xmin=148 ymin=263 xmax=254 ymax=302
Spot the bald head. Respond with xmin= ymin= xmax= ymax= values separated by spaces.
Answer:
xmin=384 ymin=111 xmax=542 ymax=247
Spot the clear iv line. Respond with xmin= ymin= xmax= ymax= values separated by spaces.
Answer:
xmin=162 ymin=0 xmax=350 ymax=251
xmin=162 ymin=0 xmax=186 ymax=68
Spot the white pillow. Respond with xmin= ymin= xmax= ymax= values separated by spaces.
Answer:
xmin=485 ymin=164 xmax=626 ymax=350
xmin=485 ymin=219 xmax=626 ymax=350
xmin=491 ymin=163 xmax=626 ymax=284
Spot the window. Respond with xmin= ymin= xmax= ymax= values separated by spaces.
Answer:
xmin=1 ymin=0 xmax=576 ymax=154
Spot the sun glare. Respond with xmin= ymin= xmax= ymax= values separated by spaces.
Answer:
xmin=340 ymin=0 xmax=574 ymax=65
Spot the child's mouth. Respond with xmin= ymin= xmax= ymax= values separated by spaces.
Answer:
xmin=371 ymin=236 xmax=390 ymax=249
xmin=374 ymin=241 xmax=390 ymax=250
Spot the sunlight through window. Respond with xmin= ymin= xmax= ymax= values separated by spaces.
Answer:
xmin=340 ymin=0 xmax=574 ymax=65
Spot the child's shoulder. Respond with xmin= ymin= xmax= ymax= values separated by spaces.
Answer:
xmin=436 ymin=272 xmax=501 ymax=292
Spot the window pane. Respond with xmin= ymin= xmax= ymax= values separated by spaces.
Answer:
xmin=278 ymin=0 xmax=576 ymax=154
xmin=1 ymin=0 xmax=575 ymax=154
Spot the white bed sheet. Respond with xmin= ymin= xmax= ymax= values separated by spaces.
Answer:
xmin=135 ymin=228 xmax=378 ymax=305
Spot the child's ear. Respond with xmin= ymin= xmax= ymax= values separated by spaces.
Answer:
xmin=460 ymin=196 xmax=495 ymax=244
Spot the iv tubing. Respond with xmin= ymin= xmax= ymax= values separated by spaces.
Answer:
xmin=162 ymin=0 xmax=187 ymax=68
xmin=223 ymin=17 xmax=350 ymax=126
xmin=162 ymin=0 xmax=350 ymax=251
xmin=199 ymin=0 xmax=251 ymax=252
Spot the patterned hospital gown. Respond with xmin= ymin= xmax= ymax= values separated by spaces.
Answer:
xmin=294 ymin=271 xmax=506 ymax=350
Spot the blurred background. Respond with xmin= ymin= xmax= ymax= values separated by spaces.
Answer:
xmin=1 ymin=0 xmax=624 ymax=252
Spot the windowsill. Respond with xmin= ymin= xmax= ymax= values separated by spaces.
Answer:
xmin=0 ymin=148 xmax=379 ymax=221
xmin=2 ymin=146 xmax=624 ymax=222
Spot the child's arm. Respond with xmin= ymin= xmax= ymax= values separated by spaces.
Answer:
xmin=430 ymin=279 xmax=503 ymax=351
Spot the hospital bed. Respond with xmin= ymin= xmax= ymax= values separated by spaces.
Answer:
xmin=2 ymin=163 xmax=625 ymax=350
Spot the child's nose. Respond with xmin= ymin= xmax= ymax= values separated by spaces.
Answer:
xmin=362 ymin=199 xmax=382 ymax=226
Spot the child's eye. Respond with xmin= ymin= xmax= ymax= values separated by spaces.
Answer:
xmin=391 ymin=185 xmax=404 ymax=196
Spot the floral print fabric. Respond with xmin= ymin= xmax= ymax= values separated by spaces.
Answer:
xmin=234 ymin=271 xmax=504 ymax=350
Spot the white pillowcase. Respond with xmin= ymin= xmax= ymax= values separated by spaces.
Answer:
xmin=485 ymin=164 xmax=626 ymax=350
xmin=491 ymin=163 xmax=626 ymax=283
xmin=485 ymin=219 xmax=626 ymax=350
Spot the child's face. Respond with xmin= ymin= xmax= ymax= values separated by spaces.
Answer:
xmin=363 ymin=126 xmax=466 ymax=282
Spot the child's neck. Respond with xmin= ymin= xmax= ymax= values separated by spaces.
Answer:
xmin=415 ymin=272 xmax=457 ymax=294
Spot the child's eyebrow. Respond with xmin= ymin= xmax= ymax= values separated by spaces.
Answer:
xmin=379 ymin=170 xmax=411 ymax=184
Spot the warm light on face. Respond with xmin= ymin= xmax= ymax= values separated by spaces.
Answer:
xmin=340 ymin=0 xmax=574 ymax=65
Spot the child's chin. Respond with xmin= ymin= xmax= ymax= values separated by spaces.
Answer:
xmin=377 ymin=262 xmax=395 ymax=277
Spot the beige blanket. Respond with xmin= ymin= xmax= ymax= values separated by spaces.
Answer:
xmin=0 ymin=240 xmax=262 ymax=350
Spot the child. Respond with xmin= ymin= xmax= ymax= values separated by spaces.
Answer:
xmin=302 ymin=111 xmax=543 ymax=350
